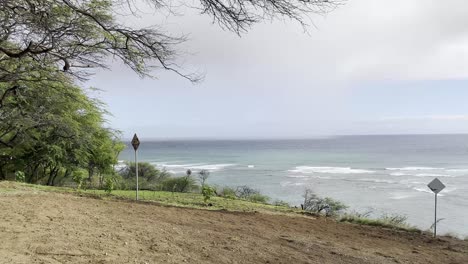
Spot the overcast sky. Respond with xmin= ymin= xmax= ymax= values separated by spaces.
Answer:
xmin=87 ymin=0 xmax=468 ymax=139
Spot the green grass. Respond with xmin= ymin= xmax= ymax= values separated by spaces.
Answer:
xmin=2 ymin=182 xmax=298 ymax=214
xmin=339 ymin=213 xmax=420 ymax=232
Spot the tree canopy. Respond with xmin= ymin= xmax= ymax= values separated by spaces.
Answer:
xmin=0 ymin=0 xmax=341 ymax=84
xmin=0 ymin=0 xmax=341 ymax=186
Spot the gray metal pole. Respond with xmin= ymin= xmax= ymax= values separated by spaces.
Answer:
xmin=135 ymin=150 xmax=139 ymax=201
xmin=434 ymin=193 xmax=437 ymax=237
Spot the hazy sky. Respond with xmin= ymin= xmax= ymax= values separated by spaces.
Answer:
xmin=87 ymin=0 xmax=468 ymax=139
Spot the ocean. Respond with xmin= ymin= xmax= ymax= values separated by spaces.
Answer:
xmin=119 ymin=134 xmax=468 ymax=237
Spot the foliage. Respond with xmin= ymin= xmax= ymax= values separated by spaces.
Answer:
xmin=72 ymin=170 xmax=88 ymax=190
xmin=15 ymin=171 xmax=25 ymax=182
xmin=274 ymin=200 xmax=290 ymax=207
xmin=339 ymin=212 xmax=419 ymax=232
xmin=202 ymin=185 xmax=216 ymax=203
xmin=235 ymin=185 xmax=260 ymax=198
xmin=119 ymin=162 xmax=168 ymax=183
xmin=0 ymin=75 xmax=124 ymax=186
xmin=0 ymin=0 xmax=340 ymax=87
xmin=159 ymin=177 xmax=198 ymax=193
xmin=218 ymin=187 xmax=237 ymax=199
xmin=303 ymin=189 xmax=347 ymax=216
xmin=246 ymin=193 xmax=270 ymax=204
xmin=104 ymin=176 xmax=114 ymax=194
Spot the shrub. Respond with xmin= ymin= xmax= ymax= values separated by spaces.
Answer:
xmin=235 ymin=185 xmax=260 ymax=198
xmin=247 ymin=193 xmax=270 ymax=204
xmin=15 ymin=171 xmax=25 ymax=182
xmin=119 ymin=162 xmax=168 ymax=183
xmin=72 ymin=170 xmax=87 ymax=190
xmin=218 ymin=187 xmax=236 ymax=199
xmin=303 ymin=189 xmax=347 ymax=216
xmin=202 ymin=185 xmax=216 ymax=203
xmin=339 ymin=212 xmax=418 ymax=232
xmin=274 ymin=200 xmax=290 ymax=207
xmin=104 ymin=176 xmax=114 ymax=194
xmin=159 ymin=176 xmax=198 ymax=192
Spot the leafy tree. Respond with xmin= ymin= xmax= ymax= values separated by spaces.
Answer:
xmin=0 ymin=66 xmax=123 ymax=185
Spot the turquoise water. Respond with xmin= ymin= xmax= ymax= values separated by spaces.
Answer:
xmin=119 ymin=134 xmax=468 ymax=237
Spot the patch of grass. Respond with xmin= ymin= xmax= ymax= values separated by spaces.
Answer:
xmin=1 ymin=181 xmax=297 ymax=214
xmin=339 ymin=212 xmax=420 ymax=233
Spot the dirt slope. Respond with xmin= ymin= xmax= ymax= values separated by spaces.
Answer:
xmin=1 ymin=188 xmax=467 ymax=263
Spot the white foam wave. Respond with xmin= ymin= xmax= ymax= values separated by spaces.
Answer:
xmin=280 ymin=181 xmax=306 ymax=187
xmin=355 ymin=178 xmax=396 ymax=184
xmin=390 ymin=193 xmax=414 ymax=200
xmin=248 ymin=165 xmax=255 ymax=168
xmin=386 ymin=167 xmax=444 ymax=171
xmin=447 ymin=168 xmax=468 ymax=173
xmin=391 ymin=172 xmax=452 ymax=177
xmin=390 ymin=172 xmax=409 ymax=176
xmin=289 ymin=166 xmax=374 ymax=174
xmin=412 ymin=187 xmax=446 ymax=196
xmin=155 ymin=162 xmax=236 ymax=172
xmin=414 ymin=173 xmax=451 ymax=177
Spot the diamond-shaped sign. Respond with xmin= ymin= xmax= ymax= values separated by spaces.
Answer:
xmin=131 ymin=134 xmax=140 ymax=151
xmin=427 ymin=178 xmax=445 ymax=194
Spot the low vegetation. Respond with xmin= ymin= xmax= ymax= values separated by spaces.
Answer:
xmin=1 ymin=159 xmax=429 ymax=235
xmin=339 ymin=211 xmax=420 ymax=232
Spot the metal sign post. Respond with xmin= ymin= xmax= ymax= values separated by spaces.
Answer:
xmin=131 ymin=134 xmax=140 ymax=201
xmin=427 ymin=178 xmax=445 ymax=238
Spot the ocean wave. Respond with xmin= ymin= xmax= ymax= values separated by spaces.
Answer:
xmin=390 ymin=172 xmax=452 ymax=177
xmin=355 ymin=178 xmax=397 ymax=184
xmin=289 ymin=166 xmax=375 ymax=174
xmin=154 ymin=162 xmax=236 ymax=172
xmin=386 ymin=166 xmax=444 ymax=171
xmin=446 ymin=168 xmax=468 ymax=173
xmin=280 ymin=181 xmax=306 ymax=187
xmin=248 ymin=165 xmax=255 ymax=168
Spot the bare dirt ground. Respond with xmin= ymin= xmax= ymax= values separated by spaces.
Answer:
xmin=1 ymin=185 xmax=467 ymax=263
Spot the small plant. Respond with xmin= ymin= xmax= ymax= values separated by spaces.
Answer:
xmin=219 ymin=187 xmax=236 ymax=199
xmin=15 ymin=171 xmax=25 ymax=182
xmin=202 ymin=185 xmax=216 ymax=203
xmin=72 ymin=170 xmax=87 ymax=190
xmin=104 ymin=176 xmax=114 ymax=194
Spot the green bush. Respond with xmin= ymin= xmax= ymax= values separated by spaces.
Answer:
xmin=104 ymin=176 xmax=114 ymax=194
xmin=217 ymin=187 xmax=235 ymax=198
xmin=72 ymin=170 xmax=87 ymax=190
xmin=119 ymin=162 xmax=169 ymax=183
xmin=246 ymin=193 xmax=270 ymax=204
xmin=15 ymin=171 xmax=25 ymax=182
xmin=159 ymin=176 xmax=198 ymax=192
xmin=202 ymin=185 xmax=216 ymax=203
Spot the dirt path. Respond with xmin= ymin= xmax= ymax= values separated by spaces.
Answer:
xmin=1 ymin=189 xmax=467 ymax=263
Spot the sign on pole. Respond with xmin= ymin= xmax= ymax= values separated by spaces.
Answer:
xmin=427 ymin=178 xmax=445 ymax=237
xmin=132 ymin=134 xmax=140 ymax=201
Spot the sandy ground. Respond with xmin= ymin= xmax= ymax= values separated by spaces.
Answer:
xmin=1 ymin=187 xmax=467 ymax=263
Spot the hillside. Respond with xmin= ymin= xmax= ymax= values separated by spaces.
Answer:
xmin=1 ymin=182 xmax=467 ymax=264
